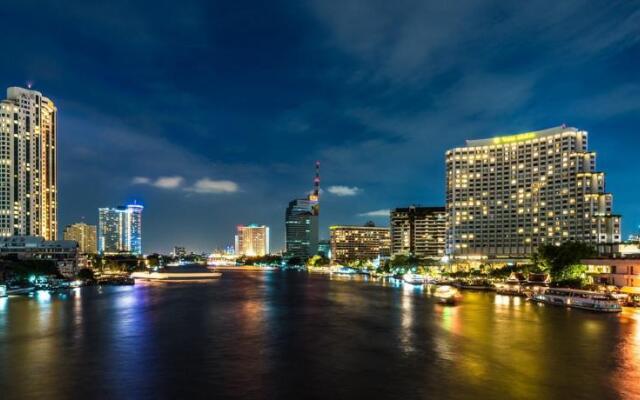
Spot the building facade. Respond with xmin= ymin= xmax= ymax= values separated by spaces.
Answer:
xmin=235 ymin=224 xmax=270 ymax=257
xmin=0 ymin=87 xmax=57 ymax=239
xmin=390 ymin=206 xmax=446 ymax=258
xmin=0 ymin=236 xmax=78 ymax=277
xmin=583 ymin=258 xmax=640 ymax=288
xmin=330 ymin=224 xmax=390 ymax=264
xmin=446 ymin=126 xmax=621 ymax=258
xmin=63 ymin=223 xmax=97 ymax=254
xmin=98 ymin=204 xmax=143 ymax=255
xmin=285 ymin=198 xmax=318 ymax=260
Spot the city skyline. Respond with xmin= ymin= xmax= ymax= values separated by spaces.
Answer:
xmin=1 ymin=1 xmax=638 ymax=253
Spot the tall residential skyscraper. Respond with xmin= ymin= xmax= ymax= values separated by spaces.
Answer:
xmin=390 ymin=206 xmax=446 ymax=258
xmin=98 ymin=203 xmax=143 ymax=255
xmin=445 ymin=126 xmax=621 ymax=258
xmin=63 ymin=222 xmax=98 ymax=254
xmin=330 ymin=224 xmax=390 ymax=264
xmin=285 ymin=162 xmax=320 ymax=260
xmin=0 ymin=87 xmax=57 ymax=239
xmin=235 ymin=224 xmax=270 ymax=257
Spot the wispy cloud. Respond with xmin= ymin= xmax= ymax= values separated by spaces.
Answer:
xmin=327 ymin=185 xmax=361 ymax=196
xmin=187 ymin=178 xmax=239 ymax=194
xmin=358 ymin=209 xmax=390 ymax=217
xmin=132 ymin=176 xmax=184 ymax=189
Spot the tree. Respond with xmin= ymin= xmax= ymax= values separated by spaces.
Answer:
xmin=535 ymin=242 xmax=596 ymax=286
xmin=77 ymin=268 xmax=95 ymax=281
xmin=307 ymin=254 xmax=330 ymax=267
xmin=286 ymin=257 xmax=303 ymax=267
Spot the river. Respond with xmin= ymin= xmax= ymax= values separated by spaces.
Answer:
xmin=1 ymin=271 xmax=639 ymax=399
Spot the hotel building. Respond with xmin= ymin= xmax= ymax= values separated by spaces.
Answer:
xmin=329 ymin=223 xmax=390 ymax=264
xmin=0 ymin=87 xmax=57 ymax=239
xmin=98 ymin=203 xmax=143 ymax=255
xmin=235 ymin=224 xmax=270 ymax=257
xmin=446 ymin=126 xmax=621 ymax=258
xmin=63 ymin=222 xmax=98 ymax=254
xmin=390 ymin=206 xmax=446 ymax=258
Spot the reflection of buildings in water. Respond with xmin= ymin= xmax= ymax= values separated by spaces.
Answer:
xmin=399 ymin=285 xmax=415 ymax=354
xmin=614 ymin=312 xmax=640 ymax=399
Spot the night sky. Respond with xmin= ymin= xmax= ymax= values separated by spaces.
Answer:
xmin=2 ymin=1 xmax=639 ymax=253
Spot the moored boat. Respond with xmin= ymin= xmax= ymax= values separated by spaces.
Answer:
xmin=535 ymin=288 xmax=621 ymax=313
xmin=403 ymin=273 xmax=426 ymax=285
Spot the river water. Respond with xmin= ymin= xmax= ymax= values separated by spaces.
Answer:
xmin=1 ymin=271 xmax=639 ymax=400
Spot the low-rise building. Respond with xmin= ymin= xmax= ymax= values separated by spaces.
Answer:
xmin=0 ymin=236 xmax=79 ymax=278
xmin=583 ymin=257 xmax=640 ymax=288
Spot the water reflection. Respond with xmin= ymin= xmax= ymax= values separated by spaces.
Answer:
xmin=0 ymin=274 xmax=638 ymax=400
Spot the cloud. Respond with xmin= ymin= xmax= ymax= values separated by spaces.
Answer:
xmin=358 ymin=209 xmax=390 ymax=217
xmin=132 ymin=176 xmax=151 ymax=185
xmin=187 ymin=178 xmax=239 ymax=194
xmin=153 ymin=176 xmax=184 ymax=189
xmin=132 ymin=175 xmax=184 ymax=189
xmin=327 ymin=185 xmax=361 ymax=196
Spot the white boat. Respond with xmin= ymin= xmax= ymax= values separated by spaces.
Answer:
xmin=131 ymin=264 xmax=222 ymax=282
xmin=433 ymin=285 xmax=461 ymax=304
xmin=537 ymin=288 xmax=621 ymax=313
xmin=403 ymin=273 xmax=426 ymax=285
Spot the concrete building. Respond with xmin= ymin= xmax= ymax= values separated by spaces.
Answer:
xmin=446 ymin=126 xmax=621 ymax=259
xmin=390 ymin=206 xmax=446 ymax=258
xmin=0 ymin=236 xmax=78 ymax=277
xmin=235 ymin=224 xmax=270 ymax=257
xmin=0 ymin=87 xmax=57 ymax=239
xmin=583 ymin=257 xmax=640 ymax=288
xmin=329 ymin=224 xmax=390 ymax=264
xmin=63 ymin=223 xmax=97 ymax=254
xmin=98 ymin=203 xmax=143 ymax=255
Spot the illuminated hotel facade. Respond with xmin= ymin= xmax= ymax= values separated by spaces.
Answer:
xmin=390 ymin=206 xmax=446 ymax=258
xmin=446 ymin=126 xmax=621 ymax=258
xmin=98 ymin=204 xmax=143 ymax=255
xmin=0 ymin=87 xmax=57 ymax=239
xmin=63 ymin=222 xmax=97 ymax=254
xmin=329 ymin=224 xmax=390 ymax=264
xmin=235 ymin=224 xmax=270 ymax=257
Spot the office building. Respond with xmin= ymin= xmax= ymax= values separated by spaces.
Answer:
xmin=390 ymin=206 xmax=446 ymax=258
xmin=445 ymin=126 xmax=621 ymax=258
xmin=0 ymin=87 xmax=57 ymax=239
xmin=330 ymin=224 xmax=390 ymax=264
xmin=317 ymin=239 xmax=331 ymax=259
xmin=285 ymin=162 xmax=320 ymax=260
xmin=63 ymin=222 xmax=97 ymax=254
xmin=235 ymin=224 xmax=270 ymax=257
xmin=172 ymin=246 xmax=187 ymax=258
xmin=98 ymin=203 xmax=143 ymax=255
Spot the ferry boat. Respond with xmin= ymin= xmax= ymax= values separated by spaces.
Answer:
xmin=131 ymin=264 xmax=222 ymax=282
xmin=403 ymin=273 xmax=426 ymax=285
xmin=535 ymin=288 xmax=622 ymax=313
xmin=433 ymin=285 xmax=462 ymax=305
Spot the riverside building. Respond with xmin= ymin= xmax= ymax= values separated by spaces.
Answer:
xmin=329 ymin=223 xmax=390 ymax=264
xmin=0 ymin=87 xmax=57 ymax=239
xmin=285 ymin=162 xmax=320 ymax=260
xmin=390 ymin=206 xmax=446 ymax=258
xmin=63 ymin=222 xmax=97 ymax=254
xmin=445 ymin=126 xmax=621 ymax=259
xmin=235 ymin=224 xmax=270 ymax=257
xmin=98 ymin=203 xmax=143 ymax=255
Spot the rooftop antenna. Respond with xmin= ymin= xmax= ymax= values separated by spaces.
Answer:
xmin=309 ymin=161 xmax=320 ymax=216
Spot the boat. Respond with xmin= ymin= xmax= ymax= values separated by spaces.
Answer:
xmin=0 ymin=284 xmax=6 ymax=297
xmin=535 ymin=288 xmax=622 ymax=313
xmin=131 ymin=264 xmax=222 ymax=282
xmin=403 ymin=273 xmax=426 ymax=285
xmin=456 ymin=279 xmax=495 ymax=291
xmin=433 ymin=285 xmax=462 ymax=305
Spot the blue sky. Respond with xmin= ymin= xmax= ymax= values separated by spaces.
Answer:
xmin=2 ymin=1 xmax=639 ymax=252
